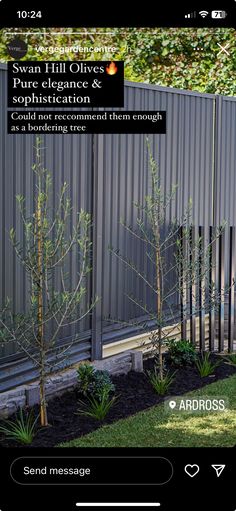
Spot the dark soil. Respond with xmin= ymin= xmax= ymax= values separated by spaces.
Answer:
xmin=0 ymin=354 xmax=235 ymax=448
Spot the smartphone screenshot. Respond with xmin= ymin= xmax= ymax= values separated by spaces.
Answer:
xmin=0 ymin=2 xmax=235 ymax=510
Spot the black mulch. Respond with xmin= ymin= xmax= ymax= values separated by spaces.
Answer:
xmin=0 ymin=354 xmax=235 ymax=448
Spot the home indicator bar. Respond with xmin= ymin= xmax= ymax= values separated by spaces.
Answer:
xmin=75 ymin=504 xmax=161 ymax=508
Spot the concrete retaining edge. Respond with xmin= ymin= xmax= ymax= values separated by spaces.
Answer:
xmin=0 ymin=350 xmax=143 ymax=418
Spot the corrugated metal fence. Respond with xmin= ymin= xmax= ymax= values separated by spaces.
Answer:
xmin=1 ymin=62 xmax=236 ymax=389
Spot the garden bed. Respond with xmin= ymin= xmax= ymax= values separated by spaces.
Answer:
xmin=62 ymin=374 xmax=236 ymax=448
xmin=0 ymin=353 xmax=235 ymax=448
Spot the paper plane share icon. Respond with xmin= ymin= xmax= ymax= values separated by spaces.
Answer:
xmin=211 ymin=465 xmax=226 ymax=477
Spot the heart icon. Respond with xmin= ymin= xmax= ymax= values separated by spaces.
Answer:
xmin=184 ymin=464 xmax=200 ymax=478
xmin=169 ymin=400 xmax=176 ymax=409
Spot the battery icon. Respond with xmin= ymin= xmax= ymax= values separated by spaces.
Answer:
xmin=211 ymin=10 xmax=227 ymax=18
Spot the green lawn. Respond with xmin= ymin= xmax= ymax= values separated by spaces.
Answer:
xmin=60 ymin=374 xmax=236 ymax=448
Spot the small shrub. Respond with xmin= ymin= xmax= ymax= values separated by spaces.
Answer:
xmin=77 ymin=364 xmax=95 ymax=396
xmin=0 ymin=408 xmax=38 ymax=444
xmin=87 ymin=370 xmax=115 ymax=401
xmin=77 ymin=365 xmax=115 ymax=402
xmin=224 ymin=353 xmax=236 ymax=367
xmin=195 ymin=352 xmax=221 ymax=377
xmin=77 ymin=389 xmax=117 ymax=421
xmin=147 ymin=368 xmax=176 ymax=395
xmin=167 ymin=339 xmax=197 ymax=367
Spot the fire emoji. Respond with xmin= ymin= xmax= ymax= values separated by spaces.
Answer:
xmin=106 ymin=62 xmax=118 ymax=75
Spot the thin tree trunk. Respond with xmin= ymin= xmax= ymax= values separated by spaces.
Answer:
xmin=36 ymin=194 xmax=48 ymax=426
xmin=156 ymin=244 xmax=163 ymax=379
xmin=39 ymin=369 xmax=48 ymax=426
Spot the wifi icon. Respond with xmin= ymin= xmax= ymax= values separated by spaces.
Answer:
xmin=199 ymin=10 xmax=209 ymax=17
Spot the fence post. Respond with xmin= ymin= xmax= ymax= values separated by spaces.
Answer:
xmin=209 ymin=226 xmax=216 ymax=352
xmin=199 ymin=226 xmax=205 ymax=351
xmin=218 ymin=229 xmax=225 ymax=352
xmin=91 ymin=135 xmax=104 ymax=360
xmin=212 ymin=96 xmax=223 ymax=227
xmin=190 ymin=226 xmax=196 ymax=345
xmin=228 ymin=226 xmax=235 ymax=352
xmin=180 ymin=226 xmax=187 ymax=340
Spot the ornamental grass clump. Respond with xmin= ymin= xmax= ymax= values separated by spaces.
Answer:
xmin=0 ymin=409 xmax=38 ymax=445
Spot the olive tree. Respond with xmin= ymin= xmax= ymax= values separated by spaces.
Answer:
xmin=110 ymin=142 xmax=226 ymax=381
xmin=0 ymin=138 xmax=97 ymax=426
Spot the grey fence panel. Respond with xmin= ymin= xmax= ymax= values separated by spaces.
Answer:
xmin=0 ymin=66 xmax=93 ymax=366
xmin=215 ymin=96 xmax=236 ymax=226
xmin=213 ymin=96 xmax=236 ymax=294
xmin=98 ymin=83 xmax=215 ymax=342
xmin=1 ymin=63 xmax=236 ymax=389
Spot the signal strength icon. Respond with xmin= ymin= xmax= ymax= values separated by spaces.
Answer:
xmin=199 ymin=10 xmax=209 ymax=18
xmin=185 ymin=11 xmax=196 ymax=18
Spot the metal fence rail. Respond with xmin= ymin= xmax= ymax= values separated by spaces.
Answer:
xmin=180 ymin=225 xmax=236 ymax=353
